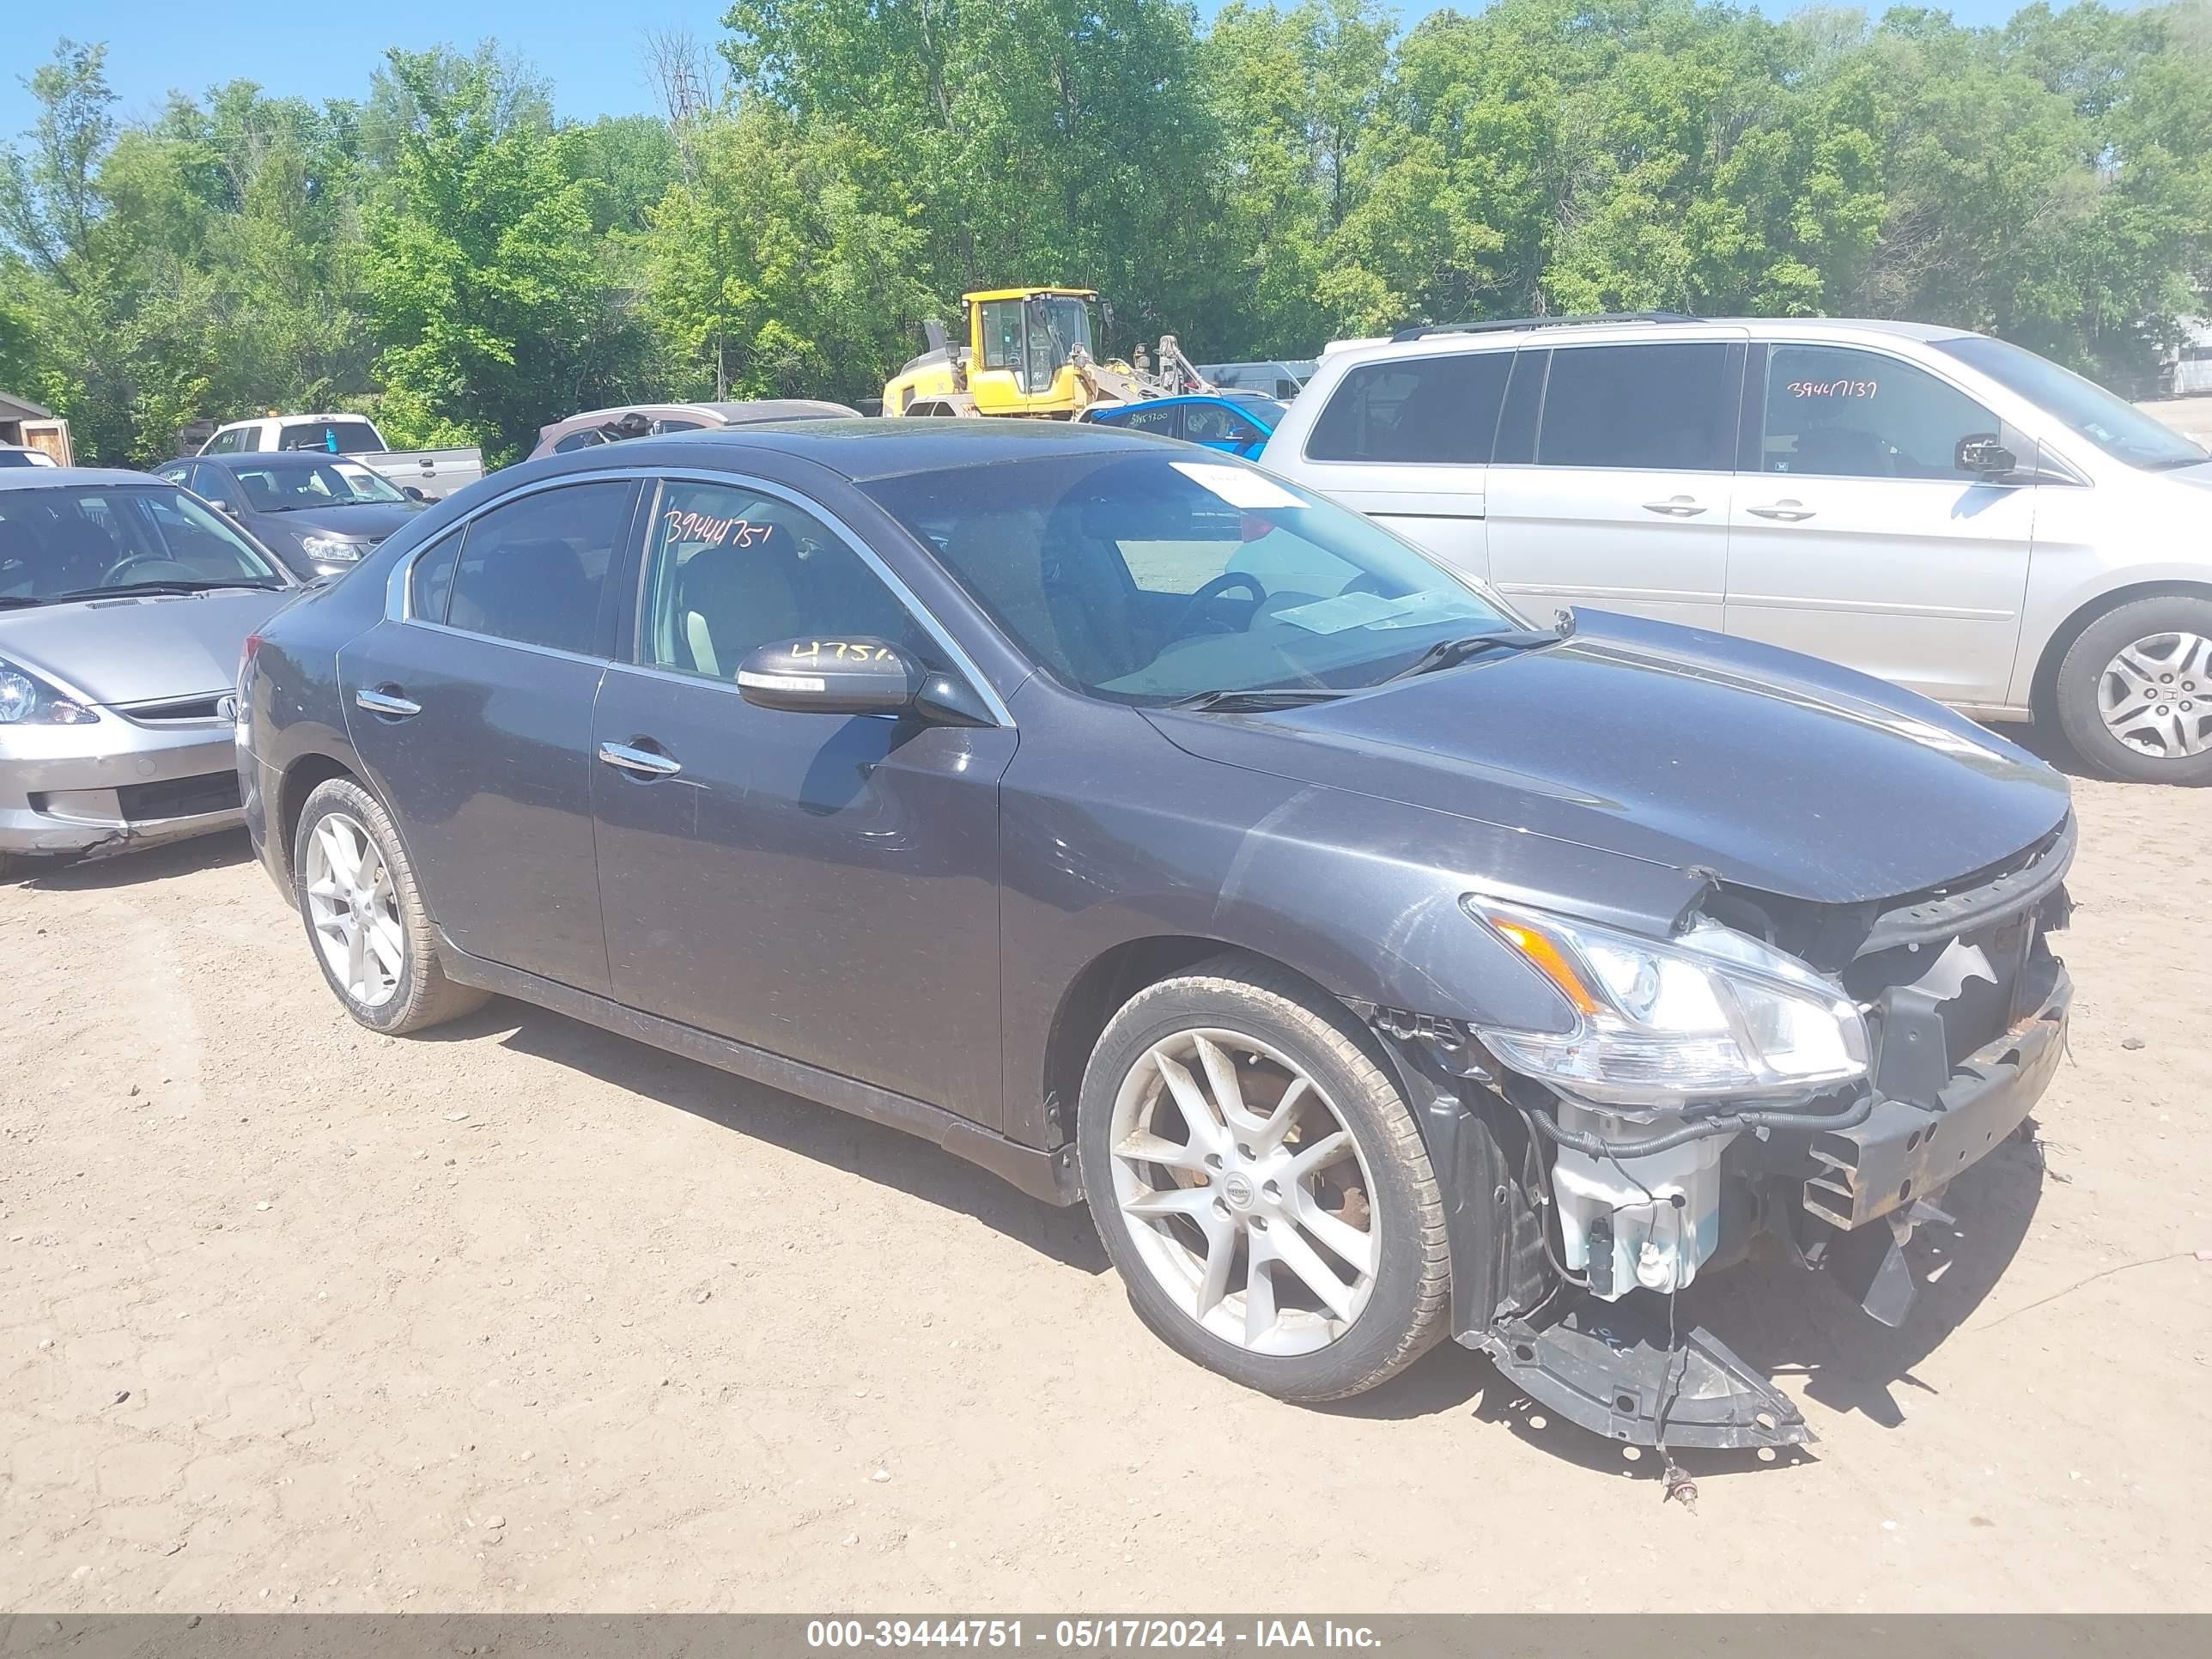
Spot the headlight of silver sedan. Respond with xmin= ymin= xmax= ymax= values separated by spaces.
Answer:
xmin=1462 ymin=896 xmax=1868 ymax=1106
xmin=0 ymin=659 xmax=99 ymax=726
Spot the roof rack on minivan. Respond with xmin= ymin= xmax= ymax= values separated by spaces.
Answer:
xmin=1389 ymin=310 xmax=1700 ymax=343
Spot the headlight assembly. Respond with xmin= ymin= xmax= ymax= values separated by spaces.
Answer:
xmin=1462 ymin=896 xmax=1868 ymax=1106
xmin=0 ymin=659 xmax=98 ymax=726
xmin=299 ymin=534 xmax=369 ymax=564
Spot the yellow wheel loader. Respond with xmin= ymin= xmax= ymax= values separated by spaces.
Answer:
xmin=882 ymin=288 xmax=1211 ymax=419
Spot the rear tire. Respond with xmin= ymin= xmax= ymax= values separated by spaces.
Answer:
xmin=292 ymin=776 xmax=487 ymax=1034
xmin=1077 ymin=954 xmax=1450 ymax=1403
xmin=2053 ymin=596 xmax=2212 ymax=785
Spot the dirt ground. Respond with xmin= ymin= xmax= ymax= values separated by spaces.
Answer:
xmin=3 ymin=728 xmax=2209 ymax=1615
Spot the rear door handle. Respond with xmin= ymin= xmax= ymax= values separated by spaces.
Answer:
xmin=598 ymin=741 xmax=683 ymax=779
xmin=1641 ymin=496 xmax=1708 ymax=517
xmin=1746 ymin=500 xmax=1817 ymax=522
xmin=354 ymin=686 xmax=422 ymax=719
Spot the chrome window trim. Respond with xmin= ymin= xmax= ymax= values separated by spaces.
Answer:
xmin=384 ymin=464 xmax=1014 ymax=727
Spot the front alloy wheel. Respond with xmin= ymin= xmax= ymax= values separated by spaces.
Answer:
xmin=1078 ymin=956 xmax=1450 ymax=1402
xmin=2056 ymin=595 xmax=2212 ymax=785
xmin=1109 ymin=1028 xmax=1380 ymax=1356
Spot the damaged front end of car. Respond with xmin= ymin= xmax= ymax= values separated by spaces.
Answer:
xmin=1347 ymin=814 xmax=2075 ymax=1455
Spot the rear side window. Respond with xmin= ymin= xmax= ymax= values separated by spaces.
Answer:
xmin=1536 ymin=343 xmax=1735 ymax=471
xmin=410 ymin=532 xmax=461 ymax=623
xmin=551 ymin=429 xmax=605 ymax=454
xmin=1109 ymin=404 xmax=1178 ymax=436
xmin=447 ymin=482 xmax=635 ymax=654
xmin=1304 ymin=353 xmax=1510 ymax=465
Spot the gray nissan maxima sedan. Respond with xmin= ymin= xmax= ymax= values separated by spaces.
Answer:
xmin=238 ymin=422 xmax=2075 ymax=1452
xmin=2 ymin=468 xmax=295 ymax=879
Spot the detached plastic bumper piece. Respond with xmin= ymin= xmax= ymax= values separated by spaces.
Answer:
xmin=1478 ymin=1295 xmax=1812 ymax=1452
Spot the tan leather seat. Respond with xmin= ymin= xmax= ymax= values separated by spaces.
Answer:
xmin=678 ymin=527 xmax=806 ymax=678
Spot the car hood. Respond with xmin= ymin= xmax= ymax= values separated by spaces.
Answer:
xmin=0 ymin=586 xmax=291 ymax=704
xmin=250 ymin=502 xmax=420 ymax=543
xmin=1142 ymin=614 xmax=2071 ymax=906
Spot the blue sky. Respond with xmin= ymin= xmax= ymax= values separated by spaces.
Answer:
xmin=3 ymin=1 xmax=2049 ymax=142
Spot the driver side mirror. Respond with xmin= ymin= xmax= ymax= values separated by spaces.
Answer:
xmin=1956 ymin=434 xmax=2019 ymax=478
xmin=206 ymin=497 xmax=237 ymax=515
xmin=403 ymin=486 xmax=428 ymax=503
xmin=736 ymin=637 xmax=992 ymax=726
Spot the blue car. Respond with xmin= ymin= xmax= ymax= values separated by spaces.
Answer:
xmin=1077 ymin=391 xmax=1285 ymax=458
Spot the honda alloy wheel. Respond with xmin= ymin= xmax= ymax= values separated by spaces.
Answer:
xmin=1078 ymin=956 xmax=1450 ymax=1402
xmin=2057 ymin=595 xmax=2212 ymax=786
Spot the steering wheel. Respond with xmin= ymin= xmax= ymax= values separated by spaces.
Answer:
xmin=100 ymin=554 xmax=202 ymax=586
xmin=1167 ymin=572 xmax=1268 ymax=641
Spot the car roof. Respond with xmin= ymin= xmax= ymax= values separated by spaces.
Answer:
xmin=1328 ymin=314 xmax=1976 ymax=360
xmin=0 ymin=466 xmax=172 ymax=493
xmin=192 ymin=450 xmax=349 ymax=469
xmin=529 ymin=417 xmax=1161 ymax=484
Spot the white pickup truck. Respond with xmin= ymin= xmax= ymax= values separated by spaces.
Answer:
xmin=197 ymin=414 xmax=483 ymax=501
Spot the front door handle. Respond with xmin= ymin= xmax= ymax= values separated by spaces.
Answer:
xmin=1642 ymin=496 xmax=1708 ymax=517
xmin=598 ymin=740 xmax=683 ymax=779
xmin=1746 ymin=500 xmax=1817 ymax=522
xmin=354 ymin=686 xmax=422 ymax=719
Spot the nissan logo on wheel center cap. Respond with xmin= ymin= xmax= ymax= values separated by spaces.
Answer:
xmin=1222 ymin=1172 xmax=1256 ymax=1209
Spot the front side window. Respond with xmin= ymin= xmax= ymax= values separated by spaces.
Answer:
xmin=1304 ymin=352 xmax=1510 ymax=465
xmin=1761 ymin=345 xmax=1999 ymax=480
xmin=0 ymin=486 xmax=284 ymax=603
xmin=1536 ymin=343 xmax=1735 ymax=471
xmin=1935 ymin=333 xmax=2208 ymax=471
xmin=446 ymin=481 xmax=634 ymax=654
xmin=276 ymin=419 xmax=383 ymax=454
xmin=862 ymin=453 xmax=1525 ymax=703
xmin=204 ymin=428 xmax=240 ymax=455
xmin=635 ymin=480 xmax=936 ymax=682
xmin=1182 ymin=403 xmax=1262 ymax=447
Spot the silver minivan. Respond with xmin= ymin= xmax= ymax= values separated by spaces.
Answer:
xmin=1261 ymin=315 xmax=2212 ymax=784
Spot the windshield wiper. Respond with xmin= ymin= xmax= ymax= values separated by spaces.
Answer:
xmin=1377 ymin=623 xmax=1568 ymax=684
xmin=0 ymin=594 xmax=43 ymax=609
xmin=1170 ymin=687 xmax=1352 ymax=713
xmin=48 ymin=579 xmax=281 ymax=602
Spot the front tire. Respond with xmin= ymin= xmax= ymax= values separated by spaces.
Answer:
xmin=1077 ymin=955 xmax=1449 ymax=1403
xmin=2054 ymin=596 xmax=2212 ymax=785
xmin=292 ymin=776 xmax=487 ymax=1034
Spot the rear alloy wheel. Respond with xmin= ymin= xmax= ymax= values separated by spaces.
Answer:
xmin=292 ymin=776 xmax=487 ymax=1034
xmin=1078 ymin=957 xmax=1449 ymax=1402
xmin=2055 ymin=596 xmax=2212 ymax=785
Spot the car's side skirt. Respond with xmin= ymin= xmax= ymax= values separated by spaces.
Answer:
xmin=437 ymin=945 xmax=1082 ymax=1207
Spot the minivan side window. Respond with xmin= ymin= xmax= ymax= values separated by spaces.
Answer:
xmin=1304 ymin=352 xmax=1511 ymax=465
xmin=446 ymin=481 xmax=635 ymax=654
xmin=1535 ymin=343 xmax=1735 ymax=471
xmin=1761 ymin=344 xmax=2000 ymax=480
xmin=635 ymin=480 xmax=937 ymax=682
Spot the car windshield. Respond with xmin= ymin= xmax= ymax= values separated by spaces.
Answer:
xmin=228 ymin=459 xmax=407 ymax=509
xmin=862 ymin=452 xmax=1528 ymax=704
xmin=1226 ymin=395 xmax=1288 ymax=427
xmin=0 ymin=485 xmax=285 ymax=605
xmin=1936 ymin=335 xmax=2209 ymax=470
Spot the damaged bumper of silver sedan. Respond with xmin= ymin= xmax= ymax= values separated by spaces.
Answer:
xmin=0 ymin=694 xmax=245 ymax=863
xmin=1354 ymin=817 xmax=2075 ymax=1455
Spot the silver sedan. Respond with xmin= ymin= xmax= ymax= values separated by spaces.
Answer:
xmin=1 ymin=468 xmax=296 ymax=879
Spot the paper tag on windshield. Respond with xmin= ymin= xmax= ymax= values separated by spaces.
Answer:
xmin=1171 ymin=461 xmax=1305 ymax=511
